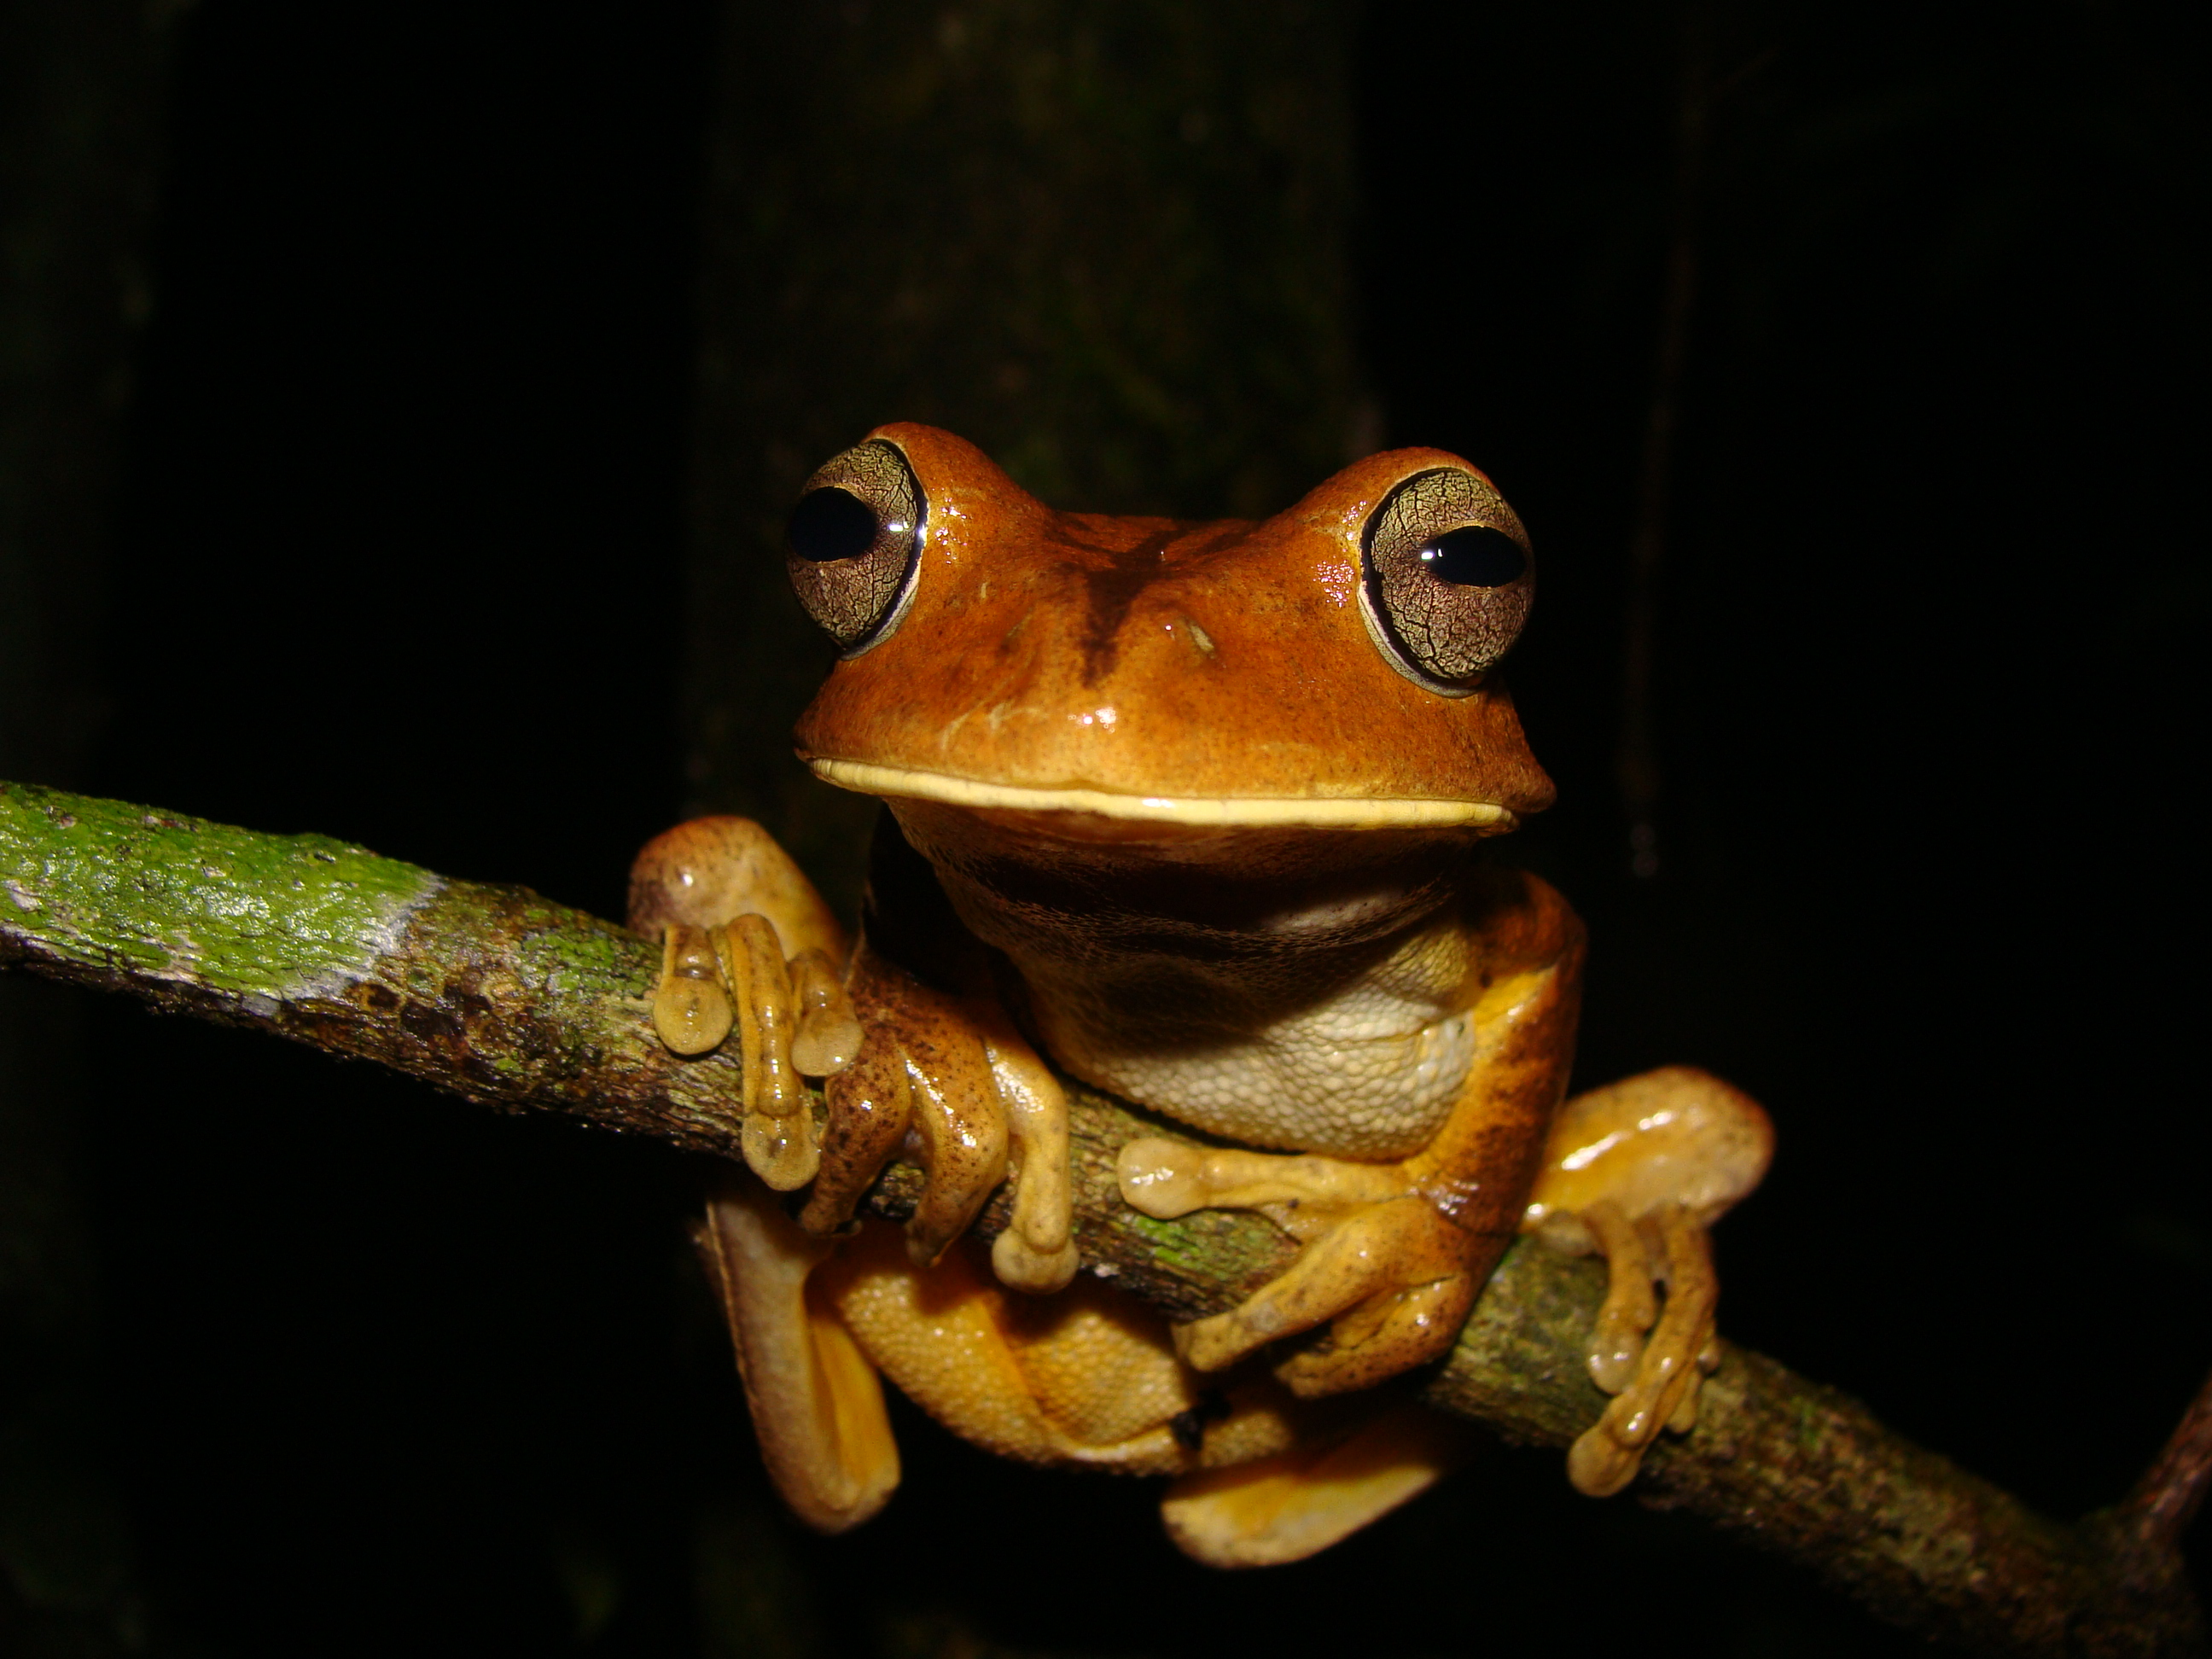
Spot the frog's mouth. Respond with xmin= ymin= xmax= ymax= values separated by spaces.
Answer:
xmin=807 ymin=759 xmax=1517 ymax=831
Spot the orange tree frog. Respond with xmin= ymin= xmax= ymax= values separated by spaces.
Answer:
xmin=627 ymin=423 xmax=1773 ymax=1565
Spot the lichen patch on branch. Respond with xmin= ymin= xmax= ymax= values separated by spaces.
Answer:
xmin=0 ymin=782 xmax=443 ymax=1005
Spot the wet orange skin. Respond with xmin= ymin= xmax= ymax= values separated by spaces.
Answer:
xmin=794 ymin=422 xmax=1557 ymax=817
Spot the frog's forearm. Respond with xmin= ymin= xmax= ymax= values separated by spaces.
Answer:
xmin=0 ymin=779 xmax=2198 ymax=1657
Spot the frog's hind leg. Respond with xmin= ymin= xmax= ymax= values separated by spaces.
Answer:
xmin=816 ymin=1220 xmax=1470 ymax=1567
xmin=1521 ymin=1066 xmax=1773 ymax=1496
xmin=696 ymin=1176 xmax=899 ymax=1532
xmin=817 ymin=1220 xmax=1240 ymax=1474
xmin=818 ymin=1221 xmax=1353 ymax=1503
xmin=1160 ymin=1401 xmax=1476 ymax=1568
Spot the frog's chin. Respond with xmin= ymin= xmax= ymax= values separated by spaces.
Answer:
xmin=806 ymin=758 xmax=1516 ymax=832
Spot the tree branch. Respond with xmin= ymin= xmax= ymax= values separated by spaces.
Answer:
xmin=0 ymin=778 xmax=2200 ymax=1655
xmin=2122 ymin=1365 xmax=2212 ymax=1557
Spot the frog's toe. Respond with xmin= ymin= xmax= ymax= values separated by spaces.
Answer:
xmin=1273 ymin=1272 xmax=1476 ymax=1398
xmin=798 ymin=1022 xmax=914 ymax=1236
xmin=902 ymin=1057 xmax=1011 ymax=1267
xmin=787 ymin=947 xmax=864 ymax=1075
xmin=653 ymin=970 xmax=733 ymax=1056
xmin=1117 ymin=1139 xmax=1404 ymax=1222
xmin=1173 ymin=1245 xmax=1392 ymax=1376
xmin=982 ymin=1022 xmax=1078 ymax=1294
xmin=991 ymin=1229 xmax=1080 ymax=1295
xmin=651 ymin=924 xmax=736 ymax=1056
xmin=725 ymin=913 xmax=819 ymax=1190
xmin=1175 ymin=1197 xmax=1463 ymax=1377
xmin=1565 ymin=1201 xmax=1718 ymax=1497
xmin=1116 ymin=1137 xmax=1213 ymax=1219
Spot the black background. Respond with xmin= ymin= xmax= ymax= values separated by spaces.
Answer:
xmin=55 ymin=0 xmax=2212 ymax=1652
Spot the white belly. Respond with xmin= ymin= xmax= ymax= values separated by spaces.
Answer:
xmin=1057 ymin=1001 xmax=1474 ymax=1161
xmin=1027 ymin=913 xmax=1478 ymax=1162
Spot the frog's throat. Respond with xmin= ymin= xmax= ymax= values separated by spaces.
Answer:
xmin=807 ymin=759 xmax=1517 ymax=831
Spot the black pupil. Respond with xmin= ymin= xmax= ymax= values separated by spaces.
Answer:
xmin=787 ymin=486 xmax=881 ymax=562
xmin=1418 ymin=526 xmax=1525 ymax=587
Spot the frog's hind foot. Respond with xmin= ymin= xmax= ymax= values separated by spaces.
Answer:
xmin=1160 ymin=1400 xmax=1476 ymax=1568
xmin=1521 ymin=1066 xmax=1773 ymax=1497
xmin=696 ymin=1176 xmax=899 ymax=1532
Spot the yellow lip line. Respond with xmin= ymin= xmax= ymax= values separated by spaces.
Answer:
xmin=808 ymin=759 xmax=1516 ymax=830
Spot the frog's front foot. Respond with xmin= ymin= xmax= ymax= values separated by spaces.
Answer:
xmin=632 ymin=821 xmax=1077 ymax=1292
xmin=795 ymin=942 xmax=1078 ymax=1295
xmin=632 ymin=817 xmax=864 ymax=1190
xmin=655 ymin=916 xmax=862 ymax=1188
xmin=1117 ymin=1140 xmax=1482 ymax=1395
xmin=1521 ymin=1066 xmax=1773 ymax=1496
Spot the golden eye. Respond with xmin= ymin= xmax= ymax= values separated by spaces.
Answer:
xmin=783 ymin=439 xmax=925 ymax=654
xmin=1358 ymin=467 xmax=1534 ymax=693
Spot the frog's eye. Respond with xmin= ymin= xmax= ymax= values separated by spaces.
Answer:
xmin=784 ymin=439 xmax=926 ymax=655
xmin=1358 ymin=467 xmax=1534 ymax=695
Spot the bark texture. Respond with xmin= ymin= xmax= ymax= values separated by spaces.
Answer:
xmin=1 ymin=777 xmax=2203 ymax=1656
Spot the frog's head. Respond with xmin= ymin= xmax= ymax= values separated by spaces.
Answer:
xmin=786 ymin=423 xmax=1552 ymax=878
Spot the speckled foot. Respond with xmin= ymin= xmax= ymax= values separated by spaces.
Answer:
xmin=1522 ymin=1067 xmax=1773 ymax=1495
xmin=798 ymin=1012 xmax=915 ymax=1237
xmin=796 ymin=941 xmax=1075 ymax=1293
xmin=897 ymin=988 xmax=1010 ymax=1265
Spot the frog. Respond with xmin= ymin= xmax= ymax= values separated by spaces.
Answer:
xmin=627 ymin=423 xmax=1773 ymax=1566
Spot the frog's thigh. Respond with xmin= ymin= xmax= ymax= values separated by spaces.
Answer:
xmin=696 ymin=1177 xmax=899 ymax=1533
xmin=817 ymin=1222 xmax=1303 ymax=1476
xmin=1161 ymin=1403 xmax=1476 ymax=1569
xmin=1522 ymin=1066 xmax=1774 ymax=1495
